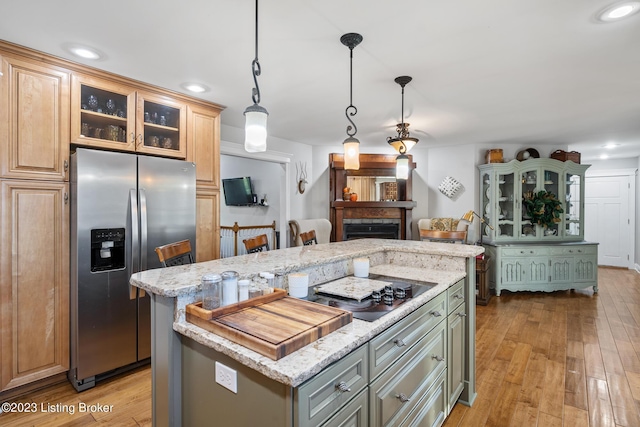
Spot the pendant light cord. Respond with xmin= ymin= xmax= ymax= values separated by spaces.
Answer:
xmin=345 ymin=45 xmax=358 ymax=137
xmin=251 ymin=0 xmax=262 ymax=105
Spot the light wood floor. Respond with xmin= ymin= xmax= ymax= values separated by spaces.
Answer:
xmin=1 ymin=267 xmax=638 ymax=426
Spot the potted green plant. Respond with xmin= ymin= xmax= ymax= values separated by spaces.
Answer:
xmin=522 ymin=190 xmax=564 ymax=228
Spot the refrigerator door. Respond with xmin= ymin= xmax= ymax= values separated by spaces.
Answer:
xmin=72 ymin=149 xmax=138 ymax=380
xmin=137 ymin=156 xmax=196 ymax=359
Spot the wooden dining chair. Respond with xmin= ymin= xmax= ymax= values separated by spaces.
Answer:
xmin=155 ymin=239 xmax=194 ymax=267
xmin=299 ymin=230 xmax=318 ymax=246
xmin=243 ymin=234 xmax=270 ymax=254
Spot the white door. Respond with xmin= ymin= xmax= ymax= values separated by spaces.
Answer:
xmin=584 ymin=173 xmax=635 ymax=268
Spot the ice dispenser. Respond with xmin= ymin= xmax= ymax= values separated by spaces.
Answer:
xmin=90 ymin=228 xmax=125 ymax=272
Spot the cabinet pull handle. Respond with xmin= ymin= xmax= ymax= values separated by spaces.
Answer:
xmin=395 ymin=393 xmax=410 ymax=403
xmin=453 ymin=294 xmax=463 ymax=300
xmin=335 ymin=381 xmax=351 ymax=393
xmin=432 ymin=354 xmax=445 ymax=362
xmin=64 ymin=192 xmax=69 ymax=204
xmin=458 ymin=312 xmax=467 ymax=318
xmin=64 ymin=159 xmax=69 ymax=172
xmin=429 ymin=310 xmax=442 ymax=317
xmin=137 ymin=134 xmax=143 ymax=146
xmin=130 ymin=132 xmax=136 ymax=143
xmin=393 ymin=338 xmax=406 ymax=348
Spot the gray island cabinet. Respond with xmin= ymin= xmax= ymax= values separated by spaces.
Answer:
xmin=130 ymin=239 xmax=483 ymax=427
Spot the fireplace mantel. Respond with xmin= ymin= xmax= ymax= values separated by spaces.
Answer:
xmin=329 ymin=154 xmax=417 ymax=241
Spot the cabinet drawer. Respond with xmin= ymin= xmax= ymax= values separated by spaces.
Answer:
xmin=447 ymin=279 xmax=465 ymax=313
xmin=501 ymin=247 xmax=547 ymax=257
xmin=297 ymin=345 xmax=368 ymax=427
xmin=369 ymin=292 xmax=446 ymax=379
xmin=549 ymin=245 xmax=597 ymax=256
xmin=400 ymin=370 xmax=446 ymax=427
xmin=370 ymin=321 xmax=446 ymax=427
xmin=321 ymin=388 xmax=368 ymax=427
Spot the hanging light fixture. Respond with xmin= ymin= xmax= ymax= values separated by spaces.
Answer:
xmin=387 ymin=76 xmax=418 ymax=180
xmin=387 ymin=76 xmax=418 ymax=155
xmin=340 ymin=33 xmax=363 ymax=170
xmin=244 ymin=0 xmax=268 ymax=153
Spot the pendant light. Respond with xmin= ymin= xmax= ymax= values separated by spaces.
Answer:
xmin=340 ymin=33 xmax=363 ymax=170
xmin=244 ymin=0 xmax=268 ymax=153
xmin=387 ymin=76 xmax=417 ymax=180
xmin=387 ymin=76 xmax=418 ymax=155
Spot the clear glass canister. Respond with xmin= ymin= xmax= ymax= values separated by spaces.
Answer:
xmin=221 ymin=271 xmax=239 ymax=306
xmin=238 ymin=279 xmax=250 ymax=301
xmin=201 ymin=273 xmax=222 ymax=310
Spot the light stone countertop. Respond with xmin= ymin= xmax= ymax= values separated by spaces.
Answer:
xmin=132 ymin=239 xmax=483 ymax=387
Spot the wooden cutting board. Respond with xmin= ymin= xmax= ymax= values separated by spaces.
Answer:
xmin=186 ymin=292 xmax=352 ymax=360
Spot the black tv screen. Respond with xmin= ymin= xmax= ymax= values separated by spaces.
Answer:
xmin=222 ymin=177 xmax=254 ymax=206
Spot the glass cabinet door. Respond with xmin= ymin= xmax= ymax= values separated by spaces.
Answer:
xmin=135 ymin=92 xmax=187 ymax=159
xmin=520 ymin=167 xmax=538 ymax=239
xmin=565 ymin=172 xmax=582 ymax=237
xmin=71 ymin=75 xmax=136 ymax=152
xmin=496 ymin=172 xmax=515 ymax=240
xmin=542 ymin=168 xmax=560 ymax=238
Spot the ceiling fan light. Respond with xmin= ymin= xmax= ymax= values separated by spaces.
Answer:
xmin=343 ymin=137 xmax=360 ymax=170
xmin=244 ymin=103 xmax=268 ymax=152
xmin=387 ymin=76 xmax=419 ymax=154
xmin=388 ymin=136 xmax=418 ymax=154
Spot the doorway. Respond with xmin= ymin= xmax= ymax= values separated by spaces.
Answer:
xmin=584 ymin=170 xmax=636 ymax=268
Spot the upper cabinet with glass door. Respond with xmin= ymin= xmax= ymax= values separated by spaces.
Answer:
xmin=479 ymin=159 xmax=589 ymax=244
xmin=71 ymin=74 xmax=186 ymax=159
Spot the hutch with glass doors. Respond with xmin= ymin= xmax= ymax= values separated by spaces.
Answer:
xmin=478 ymin=159 xmax=598 ymax=295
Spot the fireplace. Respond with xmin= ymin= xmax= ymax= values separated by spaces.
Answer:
xmin=344 ymin=223 xmax=399 ymax=240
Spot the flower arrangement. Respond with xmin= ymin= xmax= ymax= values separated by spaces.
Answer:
xmin=522 ymin=190 xmax=564 ymax=228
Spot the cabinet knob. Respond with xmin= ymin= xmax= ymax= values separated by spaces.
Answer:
xmin=432 ymin=354 xmax=445 ymax=362
xmin=335 ymin=381 xmax=351 ymax=393
xmin=520 ymin=250 xmax=525 ymax=254
xmin=458 ymin=312 xmax=467 ymax=318
xmin=395 ymin=393 xmax=410 ymax=403
xmin=429 ymin=310 xmax=442 ymax=318
xmin=393 ymin=338 xmax=406 ymax=348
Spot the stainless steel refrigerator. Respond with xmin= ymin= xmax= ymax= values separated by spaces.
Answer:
xmin=69 ymin=148 xmax=196 ymax=391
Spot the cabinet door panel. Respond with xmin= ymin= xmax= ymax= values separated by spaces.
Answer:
xmin=196 ymin=188 xmax=220 ymax=261
xmin=448 ymin=303 xmax=466 ymax=410
xmin=1 ymin=180 xmax=69 ymax=391
xmin=136 ymin=91 xmax=187 ymax=159
xmin=187 ymin=104 xmax=221 ymax=188
xmin=1 ymin=55 xmax=69 ymax=181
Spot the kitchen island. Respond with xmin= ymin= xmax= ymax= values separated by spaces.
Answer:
xmin=130 ymin=239 xmax=483 ymax=427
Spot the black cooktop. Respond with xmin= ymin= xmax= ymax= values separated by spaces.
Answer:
xmin=308 ymin=274 xmax=436 ymax=322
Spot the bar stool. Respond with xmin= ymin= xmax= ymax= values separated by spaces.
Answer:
xmin=154 ymin=239 xmax=194 ymax=267
xmin=299 ymin=230 xmax=318 ymax=246
xmin=243 ymin=234 xmax=270 ymax=253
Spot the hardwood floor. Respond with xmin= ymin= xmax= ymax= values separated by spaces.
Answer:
xmin=446 ymin=267 xmax=640 ymax=427
xmin=1 ymin=267 xmax=638 ymax=426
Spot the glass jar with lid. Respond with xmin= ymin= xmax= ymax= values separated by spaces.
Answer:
xmin=201 ymin=273 xmax=222 ymax=310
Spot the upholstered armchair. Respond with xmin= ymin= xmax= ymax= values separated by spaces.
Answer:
xmin=288 ymin=218 xmax=332 ymax=247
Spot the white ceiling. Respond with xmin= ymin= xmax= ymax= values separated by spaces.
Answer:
xmin=2 ymin=0 xmax=639 ymax=162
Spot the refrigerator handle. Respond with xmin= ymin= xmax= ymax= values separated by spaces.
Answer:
xmin=140 ymin=188 xmax=148 ymax=274
xmin=129 ymin=189 xmax=140 ymax=300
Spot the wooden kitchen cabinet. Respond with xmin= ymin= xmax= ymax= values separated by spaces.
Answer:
xmin=0 ymin=179 xmax=69 ymax=392
xmin=196 ymin=187 xmax=221 ymax=262
xmin=71 ymin=74 xmax=187 ymax=159
xmin=187 ymin=103 xmax=221 ymax=189
xmin=447 ymin=280 xmax=466 ymax=412
xmin=0 ymin=53 xmax=70 ymax=181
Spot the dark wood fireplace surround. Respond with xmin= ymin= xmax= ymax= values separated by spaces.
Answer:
xmin=329 ymin=153 xmax=417 ymax=242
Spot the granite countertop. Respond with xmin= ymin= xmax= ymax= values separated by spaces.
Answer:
xmin=174 ymin=264 xmax=465 ymax=387
xmin=130 ymin=239 xmax=483 ymax=297
xmin=131 ymin=239 xmax=483 ymax=387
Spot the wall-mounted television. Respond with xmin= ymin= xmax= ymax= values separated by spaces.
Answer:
xmin=222 ymin=177 xmax=255 ymax=206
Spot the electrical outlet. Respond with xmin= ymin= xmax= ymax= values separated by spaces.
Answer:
xmin=215 ymin=361 xmax=237 ymax=393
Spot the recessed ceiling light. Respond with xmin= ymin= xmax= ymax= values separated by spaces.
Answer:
xmin=63 ymin=43 xmax=103 ymax=60
xmin=597 ymin=2 xmax=640 ymax=22
xmin=600 ymin=154 xmax=610 ymax=159
xmin=181 ymin=83 xmax=209 ymax=93
xmin=603 ymin=142 xmax=620 ymax=149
